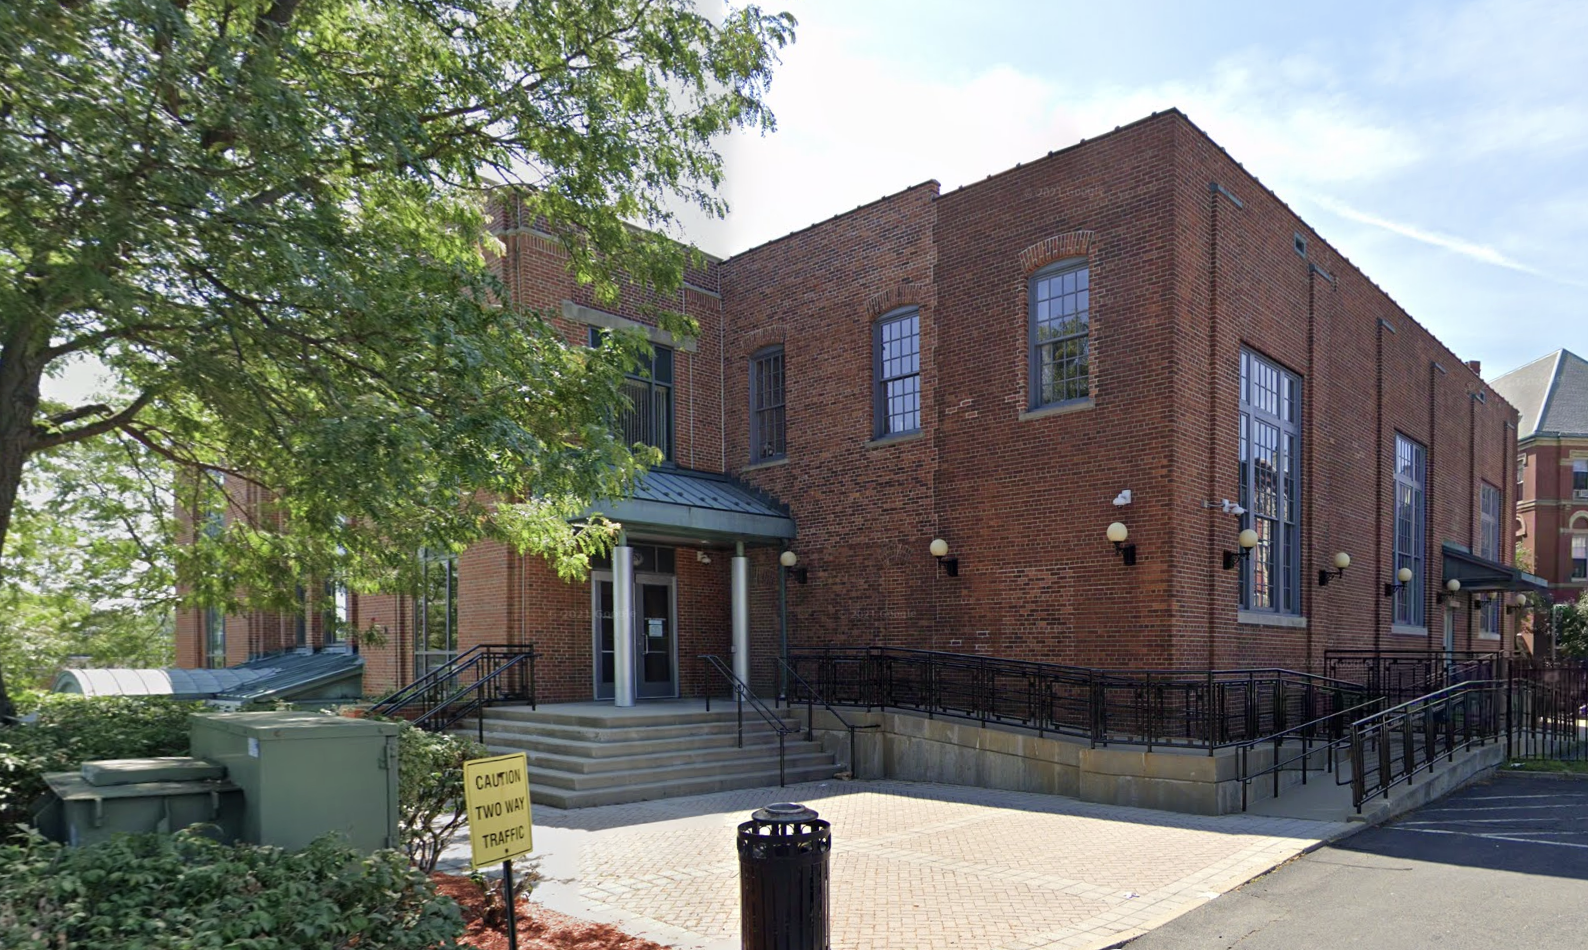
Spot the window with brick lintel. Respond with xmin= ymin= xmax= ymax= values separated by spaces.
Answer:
xmin=750 ymin=347 xmax=786 ymax=463
xmin=874 ymin=308 xmax=921 ymax=438
xmin=1029 ymin=260 xmax=1090 ymax=409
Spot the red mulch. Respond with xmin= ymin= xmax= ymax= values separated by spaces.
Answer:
xmin=431 ymin=873 xmax=674 ymax=950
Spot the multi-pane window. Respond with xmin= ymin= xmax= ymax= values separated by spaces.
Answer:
xmin=590 ymin=328 xmax=674 ymax=462
xmin=1238 ymin=351 xmax=1302 ymax=615
xmin=1517 ymin=453 xmax=1525 ymax=487
xmin=203 ymin=607 xmax=226 ymax=669
xmin=417 ymin=549 xmax=459 ymax=676
xmin=323 ymin=579 xmax=349 ymax=645
xmin=1479 ymin=483 xmax=1502 ymax=561
xmin=1481 ymin=595 xmax=1502 ymax=637
xmin=1479 ymin=482 xmax=1502 ymax=636
xmin=1029 ymin=261 xmax=1090 ymax=407
xmin=874 ymin=308 xmax=921 ymax=437
xmin=750 ymin=347 xmax=786 ymax=462
xmin=1574 ymin=535 xmax=1588 ymax=581
xmin=1575 ymin=459 xmax=1588 ymax=494
xmin=1393 ymin=434 xmax=1428 ymax=627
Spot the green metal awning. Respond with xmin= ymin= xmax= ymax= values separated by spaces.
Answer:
xmin=1441 ymin=543 xmax=1548 ymax=594
xmin=588 ymin=467 xmax=795 ymax=545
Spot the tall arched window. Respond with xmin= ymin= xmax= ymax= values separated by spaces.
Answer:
xmin=1029 ymin=259 xmax=1090 ymax=408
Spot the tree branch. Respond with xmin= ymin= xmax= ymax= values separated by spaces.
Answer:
xmin=30 ymin=391 xmax=155 ymax=452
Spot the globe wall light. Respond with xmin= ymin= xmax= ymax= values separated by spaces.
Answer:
xmin=1222 ymin=529 xmax=1259 ymax=571
xmin=1318 ymin=552 xmax=1351 ymax=587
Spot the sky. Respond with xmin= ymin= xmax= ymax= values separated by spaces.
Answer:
xmin=43 ymin=0 xmax=1586 ymax=405
xmin=673 ymin=0 xmax=1588 ymax=382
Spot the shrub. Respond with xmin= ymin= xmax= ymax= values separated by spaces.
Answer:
xmin=397 ymin=723 xmax=486 ymax=873
xmin=0 ymin=829 xmax=464 ymax=949
xmin=0 ymin=695 xmax=200 ymax=829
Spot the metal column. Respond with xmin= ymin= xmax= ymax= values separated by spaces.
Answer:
xmin=732 ymin=541 xmax=751 ymax=690
xmin=613 ymin=538 xmax=636 ymax=707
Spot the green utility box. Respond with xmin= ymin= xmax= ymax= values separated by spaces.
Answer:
xmin=189 ymin=711 xmax=401 ymax=854
xmin=38 ymin=757 xmax=243 ymax=848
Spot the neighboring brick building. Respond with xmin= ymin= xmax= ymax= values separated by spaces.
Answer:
xmin=177 ymin=110 xmax=1532 ymax=701
xmin=1493 ymin=350 xmax=1588 ymax=651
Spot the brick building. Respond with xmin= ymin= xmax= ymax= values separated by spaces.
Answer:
xmin=1493 ymin=350 xmax=1588 ymax=649
xmin=176 ymin=110 xmax=1533 ymax=702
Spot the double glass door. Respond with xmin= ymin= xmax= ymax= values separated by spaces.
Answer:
xmin=593 ymin=572 xmax=678 ymax=699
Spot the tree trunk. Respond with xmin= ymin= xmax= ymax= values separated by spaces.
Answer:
xmin=0 ymin=325 xmax=44 ymax=722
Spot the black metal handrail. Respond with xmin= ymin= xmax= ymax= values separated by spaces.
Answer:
xmin=415 ymin=651 xmax=540 ymax=741
xmin=787 ymin=646 xmax=1369 ymax=753
xmin=777 ymin=657 xmax=881 ymax=775
xmin=1349 ymin=679 xmax=1502 ymax=812
xmin=699 ymin=654 xmax=797 ymax=787
xmin=1236 ymin=695 xmax=1385 ymax=811
xmin=1324 ymin=649 xmax=1503 ymax=706
xmin=370 ymin=644 xmax=537 ymax=739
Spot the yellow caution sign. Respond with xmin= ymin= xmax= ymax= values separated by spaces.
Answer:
xmin=462 ymin=752 xmax=533 ymax=869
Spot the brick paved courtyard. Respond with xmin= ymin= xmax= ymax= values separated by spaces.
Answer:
xmin=442 ymin=780 xmax=1351 ymax=950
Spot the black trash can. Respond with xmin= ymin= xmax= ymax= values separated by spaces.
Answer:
xmin=738 ymin=802 xmax=831 ymax=950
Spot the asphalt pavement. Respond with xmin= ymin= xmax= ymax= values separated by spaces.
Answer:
xmin=1122 ymin=773 xmax=1588 ymax=949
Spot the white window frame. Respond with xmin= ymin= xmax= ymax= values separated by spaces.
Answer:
xmin=1393 ymin=434 xmax=1428 ymax=627
xmin=1238 ymin=350 xmax=1303 ymax=616
xmin=1028 ymin=260 xmax=1091 ymax=409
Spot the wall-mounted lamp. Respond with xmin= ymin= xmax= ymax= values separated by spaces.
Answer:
xmin=1436 ymin=578 xmax=1461 ymax=604
xmin=1383 ymin=566 xmax=1414 ymax=598
xmin=779 ymin=549 xmax=807 ymax=584
xmin=1106 ymin=522 xmax=1137 ymax=566
xmin=1222 ymin=529 xmax=1259 ymax=570
xmin=929 ymin=538 xmax=959 ymax=577
xmin=1506 ymin=592 xmax=1531 ymax=615
xmin=1471 ymin=593 xmax=1487 ymax=612
xmin=1317 ymin=552 xmax=1351 ymax=587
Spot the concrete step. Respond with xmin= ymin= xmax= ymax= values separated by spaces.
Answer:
xmin=479 ymin=735 xmax=817 ymax=773
xmin=461 ymin=725 xmax=800 ymax=759
xmin=526 ymin=762 xmax=843 ymax=810
xmin=468 ymin=714 xmax=799 ymax=745
xmin=508 ymin=747 xmax=837 ymax=791
xmin=450 ymin=702 xmax=840 ymax=809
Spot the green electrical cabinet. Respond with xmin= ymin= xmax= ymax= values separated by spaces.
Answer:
xmin=189 ymin=711 xmax=401 ymax=854
xmin=38 ymin=757 xmax=243 ymax=848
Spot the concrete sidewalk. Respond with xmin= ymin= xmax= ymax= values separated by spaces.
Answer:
xmin=440 ymin=779 xmax=1350 ymax=950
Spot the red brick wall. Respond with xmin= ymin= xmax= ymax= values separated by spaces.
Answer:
xmin=173 ymin=111 xmax=1522 ymax=691
xmin=1518 ymin=437 xmax=1588 ymax=605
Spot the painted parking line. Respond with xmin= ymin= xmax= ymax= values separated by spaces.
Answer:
xmin=1390 ymin=827 xmax=1588 ymax=850
xmin=1410 ymin=807 xmax=1581 ymax=813
xmin=1400 ymin=818 xmax=1588 ymax=826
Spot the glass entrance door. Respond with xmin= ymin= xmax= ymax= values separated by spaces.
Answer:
xmin=635 ymin=576 xmax=677 ymax=699
xmin=592 ymin=572 xmax=678 ymax=700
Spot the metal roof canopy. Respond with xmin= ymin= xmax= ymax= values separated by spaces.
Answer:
xmin=588 ymin=467 xmax=795 ymax=545
xmin=1441 ymin=543 xmax=1548 ymax=594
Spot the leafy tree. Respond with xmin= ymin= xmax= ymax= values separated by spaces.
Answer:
xmin=1554 ymin=593 xmax=1588 ymax=659
xmin=1 ymin=424 xmax=175 ymax=700
xmin=0 ymin=0 xmax=796 ymax=717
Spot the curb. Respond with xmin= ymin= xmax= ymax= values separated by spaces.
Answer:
xmin=1492 ymin=767 xmax=1588 ymax=781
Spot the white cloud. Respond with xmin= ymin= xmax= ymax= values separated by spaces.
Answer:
xmin=687 ymin=23 xmax=1422 ymax=256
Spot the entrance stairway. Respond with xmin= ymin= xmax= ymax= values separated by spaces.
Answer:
xmin=460 ymin=701 xmax=842 ymax=809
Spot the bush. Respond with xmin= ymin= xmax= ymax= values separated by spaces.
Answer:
xmin=397 ymin=723 xmax=486 ymax=873
xmin=0 ymin=829 xmax=464 ymax=949
xmin=0 ymin=695 xmax=200 ymax=829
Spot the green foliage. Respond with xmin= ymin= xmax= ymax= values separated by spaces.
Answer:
xmin=0 ymin=0 xmax=796 ymax=716
xmin=396 ymin=723 xmax=485 ymax=873
xmin=1 ymin=432 xmax=174 ymax=693
xmin=0 ymin=829 xmax=464 ymax=949
xmin=0 ymin=696 xmax=198 ymax=830
xmin=1554 ymin=592 xmax=1588 ymax=658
